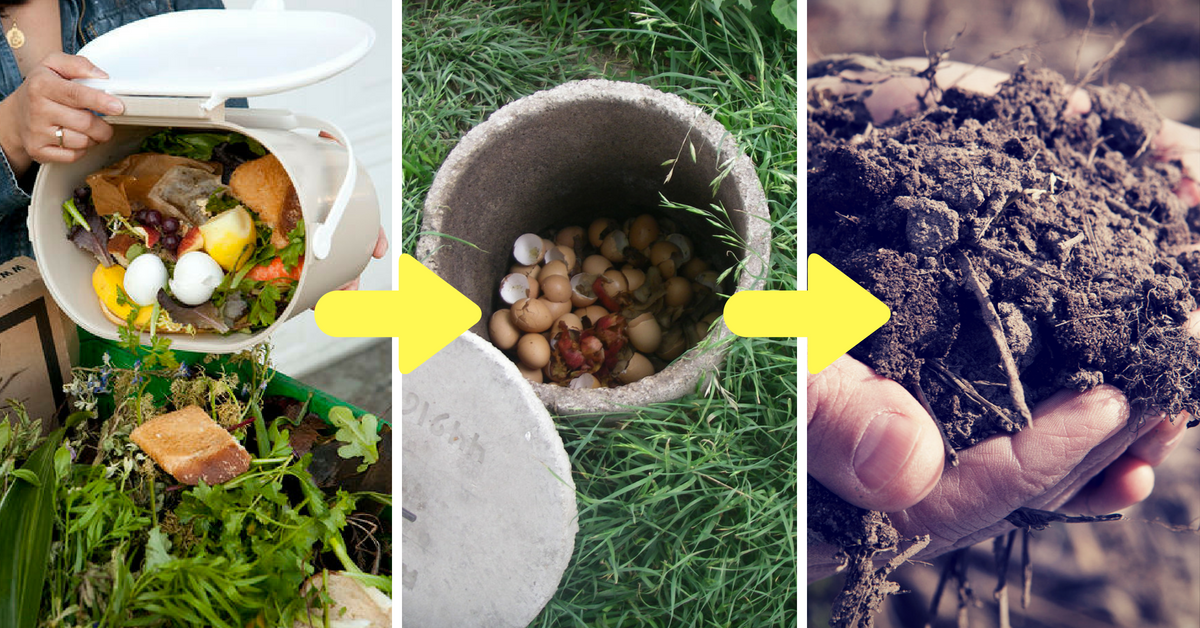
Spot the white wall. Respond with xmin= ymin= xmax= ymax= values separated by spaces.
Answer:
xmin=224 ymin=0 xmax=392 ymax=377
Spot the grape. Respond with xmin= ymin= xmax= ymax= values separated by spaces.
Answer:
xmin=160 ymin=217 xmax=179 ymax=234
xmin=162 ymin=234 xmax=181 ymax=251
xmin=73 ymin=186 xmax=90 ymax=202
xmin=143 ymin=209 xmax=162 ymax=226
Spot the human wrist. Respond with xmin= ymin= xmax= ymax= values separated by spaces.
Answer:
xmin=0 ymin=96 xmax=32 ymax=177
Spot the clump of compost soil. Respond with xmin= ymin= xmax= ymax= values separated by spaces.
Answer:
xmin=807 ymin=58 xmax=1200 ymax=627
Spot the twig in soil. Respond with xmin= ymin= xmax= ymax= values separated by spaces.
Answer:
xmin=913 ymin=379 xmax=959 ymax=467
xmin=954 ymin=251 xmax=1034 ymax=428
xmin=973 ymin=191 xmax=1014 ymax=242
xmin=978 ymin=243 xmax=1067 ymax=282
xmin=926 ymin=360 xmax=1014 ymax=427
xmin=1004 ymin=506 xmax=1122 ymax=531
xmin=1021 ymin=529 xmax=1032 ymax=609
xmin=1106 ymin=197 xmax=1161 ymax=228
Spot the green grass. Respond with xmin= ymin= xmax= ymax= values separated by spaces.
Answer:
xmin=402 ymin=2 xmax=798 ymax=625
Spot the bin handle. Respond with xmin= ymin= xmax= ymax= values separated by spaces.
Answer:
xmin=222 ymin=110 xmax=356 ymax=261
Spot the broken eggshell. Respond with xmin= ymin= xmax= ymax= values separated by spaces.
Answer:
xmin=122 ymin=253 xmax=168 ymax=306
xmin=513 ymin=233 xmax=546 ymax=266
xmin=169 ymin=251 xmax=225 ymax=306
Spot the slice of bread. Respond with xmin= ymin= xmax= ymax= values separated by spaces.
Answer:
xmin=130 ymin=405 xmax=251 ymax=485
xmin=228 ymin=154 xmax=302 ymax=249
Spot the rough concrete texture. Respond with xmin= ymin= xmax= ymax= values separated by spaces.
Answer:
xmin=401 ymin=332 xmax=577 ymax=627
xmin=416 ymin=79 xmax=770 ymax=417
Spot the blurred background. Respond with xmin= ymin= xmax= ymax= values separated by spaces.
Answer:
xmin=808 ymin=0 xmax=1200 ymax=127
xmin=807 ymin=1 xmax=1200 ymax=626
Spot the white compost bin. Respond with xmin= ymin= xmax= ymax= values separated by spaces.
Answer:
xmin=28 ymin=5 xmax=381 ymax=353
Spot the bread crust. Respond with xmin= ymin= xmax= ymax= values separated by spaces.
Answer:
xmin=130 ymin=405 xmax=251 ymax=485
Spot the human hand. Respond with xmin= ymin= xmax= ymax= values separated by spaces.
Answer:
xmin=807 ymin=355 xmax=1191 ymax=582
xmin=336 ymin=226 xmax=389 ymax=291
xmin=0 ymin=53 xmax=124 ymax=177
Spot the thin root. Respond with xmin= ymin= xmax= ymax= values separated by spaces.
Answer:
xmin=955 ymin=251 xmax=1034 ymax=428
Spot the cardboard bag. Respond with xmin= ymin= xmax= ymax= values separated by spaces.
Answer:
xmin=0 ymin=257 xmax=75 ymax=432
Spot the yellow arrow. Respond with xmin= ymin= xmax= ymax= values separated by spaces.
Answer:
xmin=724 ymin=254 xmax=891 ymax=375
xmin=314 ymin=254 xmax=481 ymax=374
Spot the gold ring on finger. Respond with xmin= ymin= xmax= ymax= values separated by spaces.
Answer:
xmin=55 ymin=126 xmax=65 ymax=148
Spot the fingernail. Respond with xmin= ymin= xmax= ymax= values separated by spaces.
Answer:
xmin=105 ymin=99 xmax=124 ymax=115
xmin=853 ymin=412 xmax=920 ymax=491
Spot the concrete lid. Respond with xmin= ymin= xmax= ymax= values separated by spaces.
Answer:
xmin=401 ymin=332 xmax=577 ymax=627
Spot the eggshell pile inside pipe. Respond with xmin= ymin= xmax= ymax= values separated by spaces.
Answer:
xmin=488 ymin=213 xmax=727 ymax=387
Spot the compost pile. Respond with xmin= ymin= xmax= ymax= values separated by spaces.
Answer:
xmin=807 ymin=59 xmax=1200 ymax=626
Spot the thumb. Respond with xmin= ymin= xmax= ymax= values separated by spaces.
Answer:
xmin=808 ymin=355 xmax=946 ymax=512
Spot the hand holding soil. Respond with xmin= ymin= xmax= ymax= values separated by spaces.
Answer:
xmin=806 ymin=57 xmax=1200 ymax=584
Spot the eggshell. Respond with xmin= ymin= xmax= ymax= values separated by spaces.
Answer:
xmin=517 ymin=333 xmax=551 ymax=369
xmin=545 ymin=245 xmax=576 ymax=272
xmin=555 ymin=225 xmax=585 ymax=248
xmin=666 ymin=234 xmax=693 ymax=263
xmin=513 ymin=233 xmax=546 ymax=265
xmin=628 ymin=214 xmax=660 ymax=250
xmin=665 ymin=276 xmax=692 ymax=307
xmin=621 ymin=266 xmax=646 ymax=292
xmin=541 ymin=238 xmax=556 ymax=262
xmin=582 ymin=255 xmax=612 ymax=275
xmin=569 ymin=273 xmax=599 ymax=307
xmin=656 ymin=327 xmax=687 ymax=361
xmin=554 ymin=313 xmax=583 ymax=332
xmin=617 ymin=352 xmax=655 ymax=384
xmin=517 ymin=363 xmax=544 ymax=383
xmin=499 ymin=273 xmax=533 ymax=305
xmin=510 ymin=298 xmax=553 ymax=332
xmin=695 ymin=312 xmax=721 ymax=339
xmin=123 ymin=253 xmax=168 ymax=306
xmin=578 ymin=305 xmax=609 ymax=324
xmin=628 ymin=313 xmax=662 ymax=353
xmin=541 ymin=274 xmax=572 ymax=303
xmin=649 ymin=241 xmax=680 ymax=267
xmin=489 ymin=309 xmax=521 ymax=349
xmin=169 ymin=251 xmax=225 ymax=306
xmin=510 ymin=263 xmax=541 ymax=280
xmin=541 ymin=260 xmax=570 ymax=279
xmin=588 ymin=218 xmax=617 ymax=248
xmin=681 ymin=258 xmax=709 ymax=280
xmin=542 ymin=298 xmax=572 ymax=320
xmin=601 ymin=269 xmax=628 ymax=298
xmin=600 ymin=230 xmax=629 ymax=263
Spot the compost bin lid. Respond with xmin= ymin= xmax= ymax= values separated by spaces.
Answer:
xmin=74 ymin=5 xmax=373 ymax=105
xmin=402 ymin=332 xmax=577 ymax=627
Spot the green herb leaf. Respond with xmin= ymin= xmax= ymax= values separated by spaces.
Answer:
xmin=277 ymin=222 xmax=306 ymax=270
xmin=62 ymin=197 xmax=90 ymax=231
xmin=328 ymin=407 xmax=380 ymax=473
xmin=144 ymin=526 xmax=174 ymax=572
xmin=0 ymin=429 xmax=63 ymax=628
xmin=206 ymin=191 xmax=240 ymax=214
xmin=140 ymin=130 xmax=265 ymax=161
xmin=247 ymin=281 xmax=284 ymax=328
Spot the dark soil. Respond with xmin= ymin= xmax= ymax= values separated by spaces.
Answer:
xmin=807 ymin=59 xmax=1200 ymax=627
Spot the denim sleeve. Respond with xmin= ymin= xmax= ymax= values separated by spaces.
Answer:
xmin=0 ymin=147 xmax=33 ymax=263
xmin=0 ymin=145 xmax=30 ymax=228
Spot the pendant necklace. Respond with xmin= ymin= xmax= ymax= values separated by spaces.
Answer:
xmin=5 ymin=19 xmax=24 ymax=50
